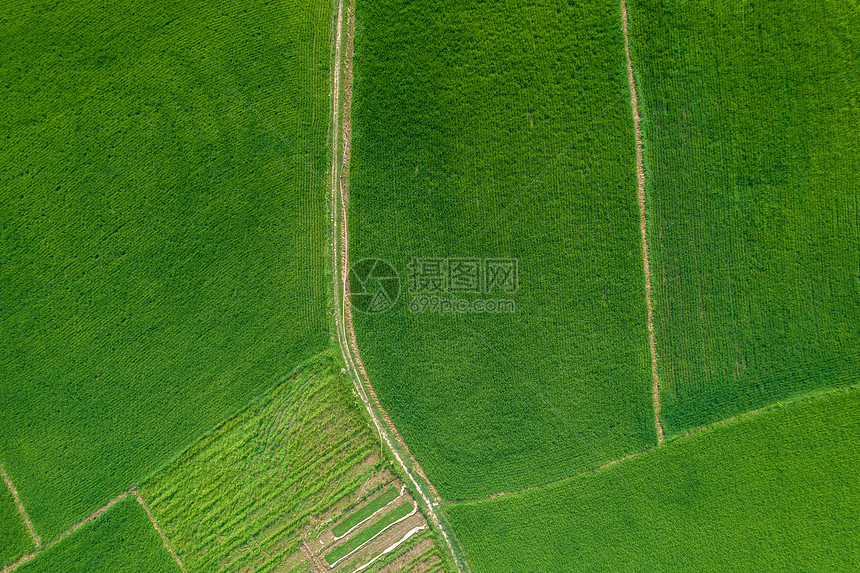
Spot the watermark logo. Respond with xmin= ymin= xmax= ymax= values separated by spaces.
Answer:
xmin=349 ymin=258 xmax=400 ymax=314
xmin=349 ymin=257 xmax=518 ymax=315
xmin=408 ymin=294 xmax=516 ymax=315
xmin=407 ymin=257 xmax=518 ymax=295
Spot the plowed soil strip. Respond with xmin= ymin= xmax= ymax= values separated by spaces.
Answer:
xmin=621 ymin=0 xmax=664 ymax=443
xmin=354 ymin=526 xmax=427 ymax=573
xmin=132 ymin=488 xmax=187 ymax=573
xmin=0 ymin=464 xmax=40 ymax=548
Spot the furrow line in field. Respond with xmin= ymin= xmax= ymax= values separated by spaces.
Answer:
xmin=621 ymin=0 xmax=665 ymax=443
xmin=132 ymin=488 xmax=187 ymax=573
xmin=0 ymin=464 xmax=40 ymax=549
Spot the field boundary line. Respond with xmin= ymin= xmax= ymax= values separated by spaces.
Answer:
xmin=0 ymin=552 xmax=35 ymax=573
xmin=621 ymin=0 xmax=664 ymax=443
xmin=450 ymin=385 xmax=859 ymax=504
xmin=447 ymin=448 xmax=653 ymax=504
xmin=132 ymin=487 xmax=187 ymax=573
xmin=2 ymin=489 xmax=130 ymax=572
xmin=677 ymin=385 xmax=859 ymax=439
xmin=45 ymin=490 xmax=128 ymax=550
xmin=0 ymin=464 xmax=41 ymax=549
xmin=328 ymin=1 xmax=470 ymax=571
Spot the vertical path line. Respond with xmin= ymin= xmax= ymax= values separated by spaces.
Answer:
xmin=0 ymin=464 xmax=41 ymax=549
xmin=621 ymin=0 xmax=665 ymax=443
xmin=132 ymin=488 xmax=187 ymax=573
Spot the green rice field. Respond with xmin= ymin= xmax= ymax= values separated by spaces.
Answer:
xmin=0 ymin=0 xmax=331 ymax=542
xmin=349 ymin=0 xmax=656 ymax=500
xmin=140 ymin=352 xmax=378 ymax=573
xmin=2 ymin=0 xmax=857 ymax=570
xmin=627 ymin=0 xmax=860 ymax=433
xmin=15 ymin=496 xmax=181 ymax=573
xmin=448 ymin=388 xmax=860 ymax=572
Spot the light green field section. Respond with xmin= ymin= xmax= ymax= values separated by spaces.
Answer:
xmin=332 ymin=486 xmax=399 ymax=537
xmin=141 ymin=352 xmax=380 ymax=573
xmin=0 ymin=0 xmax=331 ymax=540
xmin=449 ymin=388 xmax=860 ymax=572
xmin=15 ymin=497 xmax=180 ymax=573
xmin=628 ymin=0 xmax=860 ymax=433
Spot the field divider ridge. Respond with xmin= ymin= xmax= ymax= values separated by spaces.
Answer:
xmin=45 ymin=490 xmax=129 ymax=550
xmin=2 ymin=488 xmax=130 ymax=572
xmin=450 ymin=385 xmax=859 ymax=504
xmin=621 ymin=0 xmax=665 ymax=443
xmin=0 ymin=553 xmax=36 ymax=573
xmin=0 ymin=464 xmax=41 ymax=549
xmin=328 ymin=0 xmax=471 ymax=571
xmin=131 ymin=487 xmax=187 ymax=573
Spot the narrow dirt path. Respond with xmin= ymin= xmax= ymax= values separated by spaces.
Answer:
xmin=0 ymin=553 xmax=35 ymax=573
xmin=0 ymin=464 xmax=40 ymax=549
xmin=621 ymin=0 xmax=665 ymax=443
xmin=329 ymin=2 xmax=469 ymax=571
xmin=132 ymin=488 xmax=187 ymax=573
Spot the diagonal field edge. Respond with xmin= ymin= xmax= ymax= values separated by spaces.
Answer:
xmin=0 ymin=464 xmax=41 ymax=549
xmin=621 ymin=0 xmax=665 ymax=444
xmin=1 ymin=490 xmax=128 ymax=572
xmin=449 ymin=385 xmax=859 ymax=504
xmin=132 ymin=488 xmax=187 ymax=573
xmin=45 ymin=491 xmax=128 ymax=550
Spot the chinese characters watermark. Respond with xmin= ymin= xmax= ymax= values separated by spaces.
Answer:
xmin=349 ymin=257 xmax=518 ymax=315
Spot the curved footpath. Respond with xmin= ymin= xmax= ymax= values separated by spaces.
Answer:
xmin=327 ymin=1 xmax=471 ymax=572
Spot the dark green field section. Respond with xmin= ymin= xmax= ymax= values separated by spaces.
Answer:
xmin=627 ymin=0 xmax=860 ymax=433
xmin=350 ymin=0 xmax=656 ymax=499
xmin=16 ymin=496 xmax=180 ymax=573
xmin=449 ymin=388 xmax=860 ymax=572
xmin=0 ymin=0 xmax=331 ymax=540
xmin=0 ymin=481 xmax=34 ymax=567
